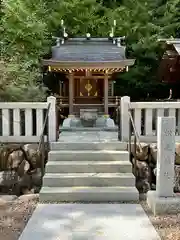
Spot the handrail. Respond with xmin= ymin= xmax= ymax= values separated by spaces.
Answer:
xmin=128 ymin=103 xmax=142 ymax=177
xmin=128 ymin=103 xmax=142 ymax=152
xmin=38 ymin=103 xmax=51 ymax=151
xmin=38 ymin=103 xmax=51 ymax=176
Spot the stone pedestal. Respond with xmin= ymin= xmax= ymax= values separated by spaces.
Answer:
xmin=105 ymin=117 xmax=115 ymax=128
xmin=61 ymin=114 xmax=116 ymax=130
xmin=62 ymin=115 xmax=81 ymax=129
xmin=95 ymin=116 xmax=106 ymax=127
xmin=147 ymin=191 xmax=180 ymax=215
xmin=80 ymin=109 xmax=98 ymax=127
xmin=62 ymin=116 xmax=72 ymax=128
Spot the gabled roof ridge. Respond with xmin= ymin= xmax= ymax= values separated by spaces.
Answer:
xmin=65 ymin=37 xmax=111 ymax=41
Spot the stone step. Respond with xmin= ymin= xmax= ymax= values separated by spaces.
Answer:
xmin=51 ymin=142 xmax=127 ymax=151
xmin=43 ymin=173 xmax=135 ymax=187
xmin=60 ymin=127 xmax=118 ymax=132
xmin=48 ymin=150 xmax=129 ymax=161
xmin=46 ymin=160 xmax=132 ymax=173
xmin=40 ymin=186 xmax=139 ymax=202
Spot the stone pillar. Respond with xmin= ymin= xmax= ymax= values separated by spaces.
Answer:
xmin=147 ymin=117 xmax=180 ymax=215
xmin=47 ymin=96 xmax=56 ymax=142
xmin=104 ymin=73 xmax=109 ymax=115
xmin=120 ymin=96 xmax=130 ymax=141
xmin=156 ymin=117 xmax=175 ymax=197
xmin=68 ymin=72 xmax=74 ymax=116
xmin=177 ymin=109 xmax=180 ymax=135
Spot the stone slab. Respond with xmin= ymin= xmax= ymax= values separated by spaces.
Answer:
xmin=62 ymin=115 xmax=117 ymax=129
xmin=45 ymin=160 xmax=131 ymax=173
xmin=43 ymin=172 xmax=135 ymax=187
xmin=61 ymin=127 xmax=118 ymax=132
xmin=147 ymin=190 xmax=180 ymax=216
xmin=58 ymin=131 xmax=119 ymax=143
xmin=40 ymin=186 xmax=139 ymax=202
xmin=48 ymin=150 xmax=129 ymax=162
xmin=51 ymin=142 xmax=127 ymax=151
xmin=19 ymin=204 xmax=160 ymax=240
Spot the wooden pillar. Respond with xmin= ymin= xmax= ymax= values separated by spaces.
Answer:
xmin=64 ymin=80 xmax=67 ymax=96
xmin=104 ymin=73 xmax=109 ymax=115
xmin=68 ymin=72 xmax=74 ymax=115
xmin=59 ymin=81 xmax=62 ymax=96
xmin=112 ymin=81 xmax=114 ymax=96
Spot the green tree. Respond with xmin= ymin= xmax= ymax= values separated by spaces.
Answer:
xmin=111 ymin=0 xmax=176 ymax=99
xmin=1 ymin=0 xmax=180 ymax=101
xmin=46 ymin=0 xmax=109 ymax=36
xmin=1 ymin=0 xmax=49 ymax=101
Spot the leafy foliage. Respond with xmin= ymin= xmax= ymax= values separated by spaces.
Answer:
xmin=0 ymin=59 xmax=46 ymax=102
xmin=1 ymin=0 xmax=49 ymax=101
xmin=1 ymin=0 xmax=180 ymax=101
xmin=112 ymin=0 xmax=180 ymax=99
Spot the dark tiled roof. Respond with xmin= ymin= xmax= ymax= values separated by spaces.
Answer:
xmin=51 ymin=38 xmax=126 ymax=62
xmin=158 ymin=38 xmax=180 ymax=55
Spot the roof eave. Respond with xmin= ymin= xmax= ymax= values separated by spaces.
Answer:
xmin=42 ymin=59 xmax=135 ymax=69
xmin=158 ymin=38 xmax=180 ymax=44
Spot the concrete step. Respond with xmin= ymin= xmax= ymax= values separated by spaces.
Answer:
xmin=43 ymin=173 xmax=135 ymax=187
xmin=40 ymin=186 xmax=139 ymax=202
xmin=46 ymin=160 xmax=132 ymax=173
xmin=51 ymin=142 xmax=127 ymax=151
xmin=48 ymin=150 xmax=129 ymax=161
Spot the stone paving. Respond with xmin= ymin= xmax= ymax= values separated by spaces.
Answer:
xmin=19 ymin=204 xmax=160 ymax=240
xmin=58 ymin=131 xmax=119 ymax=142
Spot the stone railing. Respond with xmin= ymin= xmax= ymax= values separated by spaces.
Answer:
xmin=120 ymin=96 xmax=180 ymax=142
xmin=0 ymin=96 xmax=56 ymax=143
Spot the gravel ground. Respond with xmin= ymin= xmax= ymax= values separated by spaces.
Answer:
xmin=141 ymin=201 xmax=180 ymax=240
xmin=0 ymin=194 xmax=39 ymax=240
xmin=0 ymin=196 xmax=179 ymax=240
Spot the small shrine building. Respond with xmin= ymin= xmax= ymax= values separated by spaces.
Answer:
xmin=42 ymin=23 xmax=135 ymax=128
xmin=158 ymin=38 xmax=180 ymax=98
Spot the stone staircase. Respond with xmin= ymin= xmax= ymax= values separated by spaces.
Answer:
xmin=40 ymin=141 xmax=139 ymax=202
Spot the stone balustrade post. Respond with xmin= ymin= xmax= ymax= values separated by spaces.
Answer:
xmin=47 ymin=96 xmax=56 ymax=142
xmin=120 ymin=96 xmax=130 ymax=141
